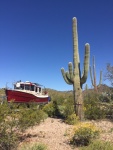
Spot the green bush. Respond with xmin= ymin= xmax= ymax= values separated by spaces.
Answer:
xmin=84 ymin=92 xmax=106 ymax=120
xmin=80 ymin=140 xmax=113 ymax=150
xmin=19 ymin=143 xmax=47 ymax=150
xmin=0 ymin=130 xmax=18 ymax=150
xmin=42 ymin=101 xmax=59 ymax=117
xmin=58 ymin=98 xmax=75 ymax=119
xmin=70 ymin=122 xmax=100 ymax=146
xmin=42 ymin=95 xmax=75 ymax=119
xmin=104 ymin=104 xmax=113 ymax=119
xmin=18 ymin=108 xmax=48 ymax=131
xmin=0 ymin=102 xmax=20 ymax=150
xmin=65 ymin=113 xmax=79 ymax=125
xmin=0 ymin=102 xmax=48 ymax=150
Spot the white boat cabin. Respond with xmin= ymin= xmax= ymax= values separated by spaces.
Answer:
xmin=14 ymin=81 xmax=42 ymax=94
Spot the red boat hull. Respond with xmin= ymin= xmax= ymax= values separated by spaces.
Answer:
xmin=5 ymin=89 xmax=49 ymax=104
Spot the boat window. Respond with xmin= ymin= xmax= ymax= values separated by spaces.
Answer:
xmin=25 ymin=85 xmax=30 ymax=90
xmin=20 ymin=84 xmax=24 ymax=90
xmin=31 ymin=85 xmax=34 ymax=91
xmin=35 ymin=87 xmax=37 ymax=92
xmin=39 ymin=87 xmax=41 ymax=93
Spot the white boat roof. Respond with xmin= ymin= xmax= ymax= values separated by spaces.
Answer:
xmin=15 ymin=81 xmax=42 ymax=87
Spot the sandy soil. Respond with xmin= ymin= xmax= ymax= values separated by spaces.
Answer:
xmin=92 ymin=120 xmax=113 ymax=142
xmin=17 ymin=118 xmax=113 ymax=150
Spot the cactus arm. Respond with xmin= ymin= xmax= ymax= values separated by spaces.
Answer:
xmin=93 ymin=56 xmax=97 ymax=87
xmin=61 ymin=68 xmax=72 ymax=85
xmin=97 ymin=71 xmax=102 ymax=90
xmin=66 ymin=72 xmax=70 ymax=80
xmin=90 ymin=66 xmax=94 ymax=86
xmin=97 ymin=70 xmax=102 ymax=88
xmin=68 ymin=62 xmax=74 ymax=81
xmin=81 ymin=43 xmax=90 ymax=85
xmin=66 ymin=72 xmax=73 ymax=84
xmin=99 ymin=70 xmax=102 ymax=85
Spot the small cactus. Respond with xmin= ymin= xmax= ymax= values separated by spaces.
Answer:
xmin=61 ymin=17 xmax=90 ymax=120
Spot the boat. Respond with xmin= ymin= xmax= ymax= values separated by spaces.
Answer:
xmin=5 ymin=80 xmax=50 ymax=104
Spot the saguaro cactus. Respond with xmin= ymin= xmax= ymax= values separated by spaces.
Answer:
xmin=90 ymin=56 xmax=102 ymax=92
xmin=61 ymin=17 xmax=90 ymax=120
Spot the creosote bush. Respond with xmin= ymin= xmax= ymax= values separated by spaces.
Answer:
xmin=42 ymin=96 xmax=75 ymax=119
xmin=0 ymin=102 xmax=47 ymax=150
xmin=65 ymin=113 xmax=79 ymax=125
xmin=0 ymin=102 xmax=19 ymax=150
xmin=70 ymin=122 xmax=100 ymax=147
xmin=80 ymin=140 xmax=113 ymax=150
xmin=42 ymin=101 xmax=59 ymax=117
xmin=104 ymin=104 xmax=113 ymax=119
xmin=45 ymin=89 xmax=74 ymax=119
xmin=84 ymin=92 xmax=106 ymax=120
xmin=18 ymin=108 xmax=48 ymax=131
xmin=59 ymin=98 xmax=75 ymax=119
xmin=19 ymin=142 xmax=47 ymax=150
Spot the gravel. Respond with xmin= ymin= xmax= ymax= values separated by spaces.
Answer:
xmin=18 ymin=118 xmax=113 ymax=150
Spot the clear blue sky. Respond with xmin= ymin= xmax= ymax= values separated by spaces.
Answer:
xmin=0 ymin=0 xmax=113 ymax=91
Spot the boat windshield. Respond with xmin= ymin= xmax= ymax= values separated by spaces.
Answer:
xmin=24 ymin=84 xmax=35 ymax=91
xmin=20 ymin=84 xmax=24 ymax=90
xmin=25 ymin=85 xmax=30 ymax=90
xmin=31 ymin=85 xmax=34 ymax=91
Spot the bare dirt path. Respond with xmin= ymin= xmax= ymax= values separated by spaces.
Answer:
xmin=18 ymin=118 xmax=113 ymax=150
xmin=18 ymin=117 xmax=78 ymax=150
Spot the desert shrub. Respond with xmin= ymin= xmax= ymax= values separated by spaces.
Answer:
xmin=0 ymin=129 xmax=18 ymax=150
xmin=80 ymin=140 xmax=113 ymax=150
xmin=19 ymin=142 xmax=47 ymax=150
xmin=84 ymin=92 xmax=106 ymax=120
xmin=65 ymin=113 xmax=79 ymax=125
xmin=42 ymin=94 xmax=75 ymax=119
xmin=42 ymin=101 xmax=59 ymax=117
xmin=0 ymin=102 xmax=20 ymax=150
xmin=104 ymin=104 xmax=113 ymax=119
xmin=54 ymin=95 xmax=65 ymax=105
xmin=0 ymin=102 xmax=47 ymax=150
xmin=70 ymin=122 xmax=100 ymax=147
xmin=18 ymin=108 xmax=48 ymax=131
xmin=58 ymin=98 xmax=75 ymax=119
xmin=0 ymin=102 xmax=9 ymax=122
